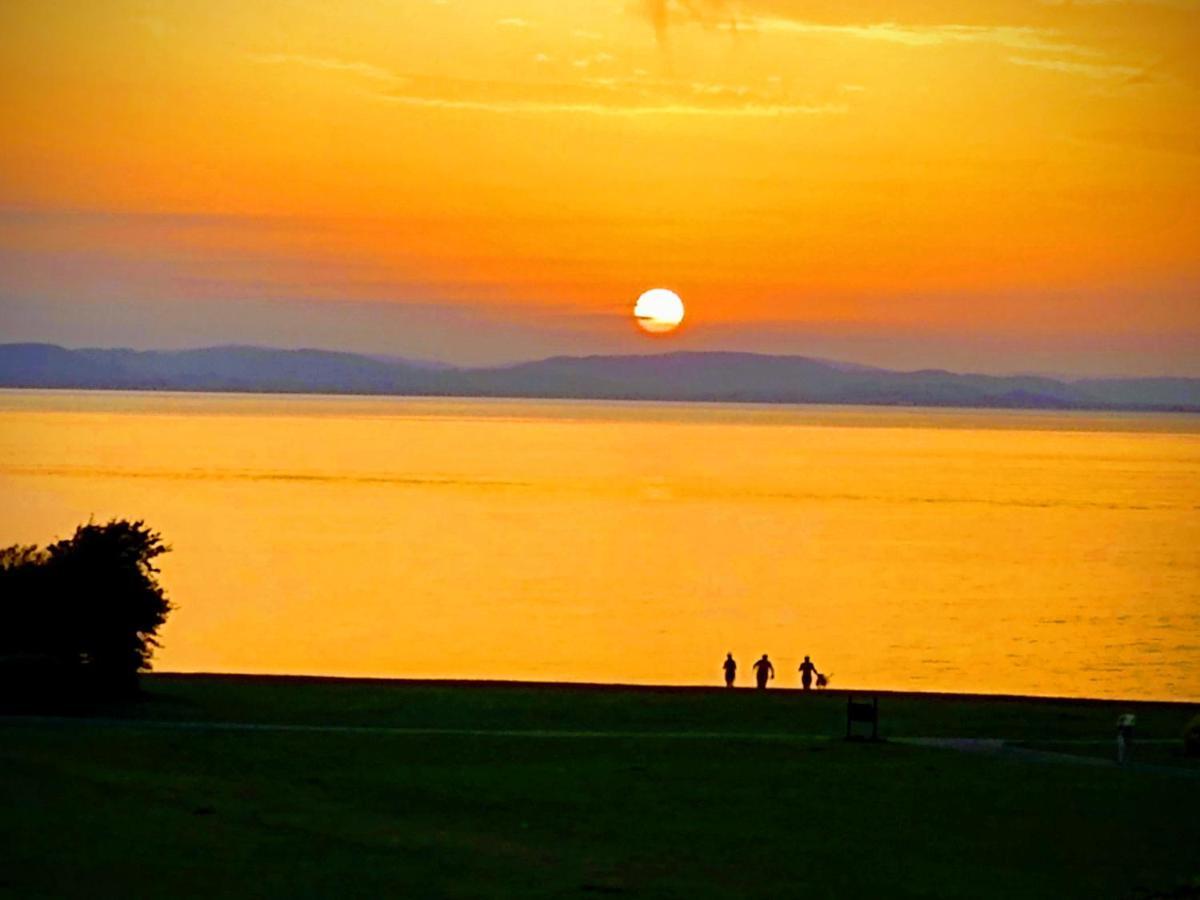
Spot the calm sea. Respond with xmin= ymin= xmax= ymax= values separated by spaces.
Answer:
xmin=1 ymin=389 xmax=1197 ymax=701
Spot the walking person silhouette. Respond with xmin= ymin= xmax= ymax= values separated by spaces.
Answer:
xmin=798 ymin=655 xmax=820 ymax=691
xmin=722 ymin=653 xmax=737 ymax=688
xmin=752 ymin=654 xmax=775 ymax=689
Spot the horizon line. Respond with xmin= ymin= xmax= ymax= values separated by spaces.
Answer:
xmin=4 ymin=340 xmax=1198 ymax=384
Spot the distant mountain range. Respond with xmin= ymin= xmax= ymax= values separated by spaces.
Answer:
xmin=1 ymin=343 xmax=1198 ymax=412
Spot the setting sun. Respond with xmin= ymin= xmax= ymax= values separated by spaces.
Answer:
xmin=634 ymin=289 xmax=685 ymax=335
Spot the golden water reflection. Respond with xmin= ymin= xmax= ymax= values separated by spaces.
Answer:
xmin=1 ymin=391 xmax=1197 ymax=700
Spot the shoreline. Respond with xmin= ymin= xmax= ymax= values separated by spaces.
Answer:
xmin=4 ymin=383 xmax=1200 ymax=416
xmin=146 ymin=671 xmax=1200 ymax=710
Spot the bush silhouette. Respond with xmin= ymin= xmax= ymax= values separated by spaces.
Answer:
xmin=0 ymin=519 xmax=172 ymax=705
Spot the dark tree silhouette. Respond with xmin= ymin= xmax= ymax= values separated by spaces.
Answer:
xmin=0 ymin=519 xmax=172 ymax=702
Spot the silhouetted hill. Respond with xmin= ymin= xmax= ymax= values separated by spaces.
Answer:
xmin=462 ymin=352 xmax=1197 ymax=409
xmin=0 ymin=344 xmax=447 ymax=394
xmin=1073 ymin=377 xmax=1200 ymax=409
xmin=459 ymin=352 xmax=851 ymax=401
xmin=1 ymin=343 xmax=1197 ymax=411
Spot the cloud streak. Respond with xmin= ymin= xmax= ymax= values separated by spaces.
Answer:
xmin=249 ymin=51 xmax=845 ymax=118
xmin=375 ymin=92 xmax=845 ymax=118
xmin=725 ymin=18 xmax=1100 ymax=57
xmin=1007 ymin=55 xmax=1145 ymax=79
xmin=635 ymin=2 xmax=1109 ymax=59
xmin=634 ymin=4 xmax=1174 ymax=88
xmin=248 ymin=53 xmax=409 ymax=84
xmin=1038 ymin=0 xmax=1198 ymax=8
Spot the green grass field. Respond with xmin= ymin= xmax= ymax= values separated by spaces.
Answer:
xmin=2 ymin=675 xmax=1198 ymax=899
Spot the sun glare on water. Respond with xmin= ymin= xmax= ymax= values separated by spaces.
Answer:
xmin=634 ymin=288 xmax=685 ymax=335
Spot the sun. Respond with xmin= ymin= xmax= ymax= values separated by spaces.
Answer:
xmin=634 ymin=288 xmax=685 ymax=335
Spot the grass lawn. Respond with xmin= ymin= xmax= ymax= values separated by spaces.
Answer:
xmin=2 ymin=675 xmax=1198 ymax=899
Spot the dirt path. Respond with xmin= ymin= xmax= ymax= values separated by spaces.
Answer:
xmin=899 ymin=737 xmax=1200 ymax=778
xmin=5 ymin=716 xmax=1197 ymax=777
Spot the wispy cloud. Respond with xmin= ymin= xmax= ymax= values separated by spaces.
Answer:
xmin=642 ymin=0 xmax=671 ymax=45
xmin=248 ymin=53 xmax=409 ymax=85
xmin=374 ymin=92 xmax=846 ymax=118
xmin=636 ymin=6 xmax=1171 ymax=85
xmin=249 ymin=48 xmax=842 ymax=119
xmin=1038 ymin=0 xmax=1198 ymax=8
xmin=639 ymin=0 xmax=743 ymax=45
xmin=690 ymin=81 xmax=752 ymax=97
xmin=496 ymin=17 xmax=533 ymax=28
xmin=1007 ymin=55 xmax=1147 ymax=79
xmin=734 ymin=19 xmax=1100 ymax=57
xmin=635 ymin=1 xmax=1116 ymax=61
xmin=571 ymin=52 xmax=616 ymax=69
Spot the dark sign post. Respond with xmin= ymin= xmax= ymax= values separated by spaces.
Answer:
xmin=1116 ymin=713 xmax=1136 ymax=766
xmin=846 ymin=695 xmax=879 ymax=741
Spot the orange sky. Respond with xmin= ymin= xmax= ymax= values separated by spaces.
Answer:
xmin=1 ymin=0 xmax=1198 ymax=373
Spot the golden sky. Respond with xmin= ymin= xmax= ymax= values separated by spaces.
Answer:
xmin=1 ymin=0 xmax=1198 ymax=373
